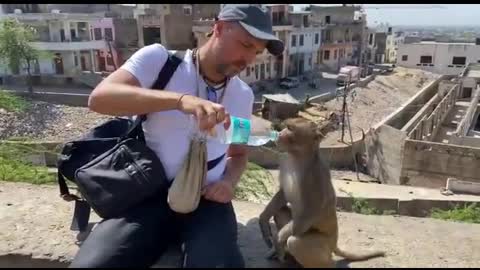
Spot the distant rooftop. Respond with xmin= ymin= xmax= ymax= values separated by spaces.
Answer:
xmin=415 ymin=41 xmax=477 ymax=46
xmin=262 ymin=93 xmax=300 ymax=104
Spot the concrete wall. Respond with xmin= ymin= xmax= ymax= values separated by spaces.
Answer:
xmin=309 ymin=5 xmax=355 ymax=25
xmin=397 ymin=42 xmax=480 ymax=75
xmin=407 ymin=85 xmax=459 ymax=141
xmin=401 ymin=139 xmax=480 ymax=187
xmin=381 ymin=75 xmax=448 ymax=130
xmin=365 ymin=124 xmax=407 ymax=185
xmin=9 ymin=90 xmax=89 ymax=107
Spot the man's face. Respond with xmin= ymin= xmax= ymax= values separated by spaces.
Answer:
xmin=213 ymin=21 xmax=267 ymax=78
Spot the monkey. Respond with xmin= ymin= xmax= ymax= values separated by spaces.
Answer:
xmin=258 ymin=118 xmax=385 ymax=268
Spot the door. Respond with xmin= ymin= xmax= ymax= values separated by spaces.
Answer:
xmin=80 ymin=55 xmax=87 ymax=71
xmin=97 ymin=52 xmax=107 ymax=72
xmin=60 ymin=29 xmax=65 ymax=42
xmin=54 ymin=53 xmax=64 ymax=74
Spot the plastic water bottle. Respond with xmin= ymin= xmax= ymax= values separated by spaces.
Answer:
xmin=193 ymin=115 xmax=278 ymax=146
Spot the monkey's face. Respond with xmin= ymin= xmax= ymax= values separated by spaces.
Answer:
xmin=277 ymin=118 xmax=323 ymax=153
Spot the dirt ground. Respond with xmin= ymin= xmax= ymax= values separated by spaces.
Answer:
xmin=305 ymin=67 xmax=441 ymax=145
xmin=1 ymin=181 xmax=479 ymax=268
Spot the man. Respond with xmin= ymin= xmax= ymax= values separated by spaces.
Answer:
xmin=70 ymin=5 xmax=284 ymax=268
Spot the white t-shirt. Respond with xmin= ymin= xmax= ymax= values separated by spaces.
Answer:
xmin=120 ymin=43 xmax=254 ymax=184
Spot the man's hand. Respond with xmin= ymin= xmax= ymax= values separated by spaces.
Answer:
xmin=178 ymin=95 xmax=231 ymax=132
xmin=202 ymin=179 xmax=235 ymax=204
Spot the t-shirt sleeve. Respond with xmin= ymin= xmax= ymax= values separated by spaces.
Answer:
xmin=233 ymin=82 xmax=254 ymax=121
xmin=120 ymin=43 xmax=169 ymax=89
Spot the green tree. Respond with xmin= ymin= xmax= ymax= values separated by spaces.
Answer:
xmin=0 ymin=18 xmax=50 ymax=93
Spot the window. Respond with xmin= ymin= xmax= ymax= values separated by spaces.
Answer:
xmin=315 ymin=33 xmax=319 ymax=44
xmin=255 ymin=65 xmax=259 ymax=79
xmin=291 ymin=35 xmax=296 ymax=47
xmin=369 ymin=33 xmax=373 ymax=45
xmin=420 ymin=55 xmax=432 ymax=64
xmin=402 ymin=55 xmax=408 ymax=61
xmin=334 ymin=49 xmax=337 ymax=60
xmin=266 ymin=62 xmax=271 ymax=74
xmin=246 ymin=66 xmax=251 ymax=76
xmin=183 ymin=5 xmax=192 ymax=16
xmin=308 ymin=57 xmax=312 ymax=66
xmin=74 ymin=55 xmax=78 ymax=66
xmin=94 ymin=28 xmax=102 ymax=40
xmin=104 ymin=28 xmax=113 ymax=41
xmin=324 ymin=50 xmax=330 ymax=60
xmin=339 ymin=48 xmax=344 ymax=58
xmin=452 ymin=56 xmax=466 ymax=65
xmin=325 ymin=15 xmax=330 ymax=24
xmin=299 ymin=34 xmax=304 ymax=46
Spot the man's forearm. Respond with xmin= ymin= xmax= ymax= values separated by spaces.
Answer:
xmin=223 ymin=153 xmax=248 ymax=187
xmin=89 ymin=82 xmax=183 ymax=116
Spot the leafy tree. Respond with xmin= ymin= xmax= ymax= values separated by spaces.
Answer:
xmin=0 ymin=18 xmax=51 ymax=93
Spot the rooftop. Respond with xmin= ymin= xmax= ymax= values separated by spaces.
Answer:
xmin=414 ymin=41 xmax=477 ymax=46
xmin=262 ymin=93 xmax=300 ymax=104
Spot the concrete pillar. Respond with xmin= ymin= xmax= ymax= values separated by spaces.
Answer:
xmin=160 ymin=14 xmax=167 ymax=47
xmin=137 ymin=16 xmax=145 ymax=48
xmin=64 ymin=20 xmax=71 ymax=41
xmin=90 ymin=49 xmax=96 ymax=72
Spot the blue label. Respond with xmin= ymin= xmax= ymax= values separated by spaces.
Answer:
xmin=231 ymin=116 xmax=251 ymax=144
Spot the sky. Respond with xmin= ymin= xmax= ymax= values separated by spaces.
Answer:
xmin=294 ymin=4 xmax=480 ymax=27
xmin=122 ymin=4 xmax=480 ymax=27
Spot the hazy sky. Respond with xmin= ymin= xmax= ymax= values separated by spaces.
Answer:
xmin=293 ymin=4 xmax=480 ymax=26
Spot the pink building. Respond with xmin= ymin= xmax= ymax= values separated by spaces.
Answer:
xmin=90 ymin=18 xmax=119 ymax=72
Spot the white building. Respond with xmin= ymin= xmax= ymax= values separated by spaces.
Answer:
xmin=0 ymin=12 xmax=109 ymax=77
xmin=287 ymin=24 xmax=322 ymax=76
xmin=397 ymin=41 xmax=480 ymax=75
xmin=385 ymin=32 xmax=404 ymax=63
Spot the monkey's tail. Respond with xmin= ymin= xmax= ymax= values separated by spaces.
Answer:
xmin=333 ymin=246 xmax=385 ymax=261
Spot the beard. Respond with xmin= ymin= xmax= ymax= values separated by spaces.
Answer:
xmin=216 ymin=61 xmax=247 ymax=78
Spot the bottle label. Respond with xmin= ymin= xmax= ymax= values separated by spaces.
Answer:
xmin=230 ymin=116 xmax=251 ymax=144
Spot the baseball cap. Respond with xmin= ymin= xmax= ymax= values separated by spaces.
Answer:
xmin=207 ymin=5 xmax=285 ymax=56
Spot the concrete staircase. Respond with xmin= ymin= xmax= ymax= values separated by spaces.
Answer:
xmin=433 ymin=101 xmax=470 ymax=143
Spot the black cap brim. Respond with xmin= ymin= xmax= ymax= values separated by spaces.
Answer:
xmin=238 ymin=21 xmax=284 ymax=56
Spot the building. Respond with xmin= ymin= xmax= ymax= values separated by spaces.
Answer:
xmin=134 ymin=4 xmax=219 ymax=50
xmin=0 ymin=12 xmax=112 ymax=77
xmin=397 ymin=41 xmax=480 ymax=75
xmin=366 ymin=64 xmax=480 ymax=188
xmin=365 ymin=28 xmax=377 ymax=63
xmin=384 ymin=29 xmax=405 ymax=64
xmin=309 ymin=5 xmax=366 ymax=72
xmin=287 ymin=11 xmax=322 ymax=76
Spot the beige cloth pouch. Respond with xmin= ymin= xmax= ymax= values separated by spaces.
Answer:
xmin=167 ymin=136 xmax=207 ymax=213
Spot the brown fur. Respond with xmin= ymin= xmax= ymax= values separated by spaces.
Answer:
xmin=259 ymin=118 xmax=385 ymax=268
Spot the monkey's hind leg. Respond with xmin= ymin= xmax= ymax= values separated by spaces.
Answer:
xmin=287 ymin=232 xmax=335 ymax=268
